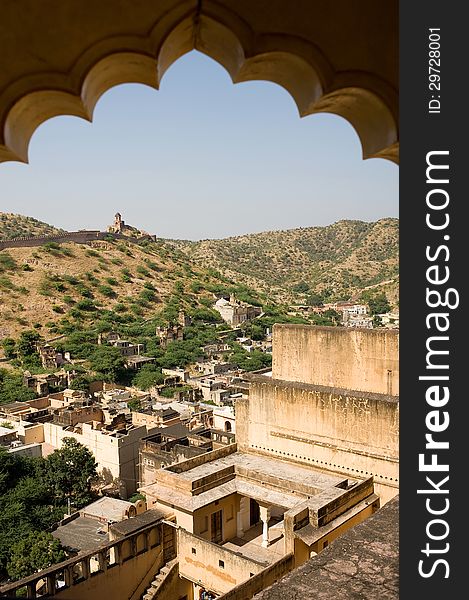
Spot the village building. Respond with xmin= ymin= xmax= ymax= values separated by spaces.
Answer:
xmin=342 ymin=314 xmax=374 ymax=328
xmin=378 ymin=311 xmax=400 ymax=328
xmin=156 ymin=324 xmax=184 ymax=348
xmin=202 ymin=343 xmax=232 ymax=358
xmin=132 ymin=407 xmax=183 ymax=430
xmin=212 ymin=405 xmax=236 ymax=433
xmin=109 ymin=338 xmax=145 ymax=357
xmin=194 ymin=360 xmax=238 ymax=376
xmin=213 ymin=295 xmax=262 ymax=326
xmin=37 ymin=343 xmax=67 ymax=369
xmin=42 ymin=410 xmax=160 ymax=499
xmin=161 ymin=367 xmax=190 ymax=382
xmin=23 ymin=369 xmax=76 ymax=396
xmin=52 ymin=496 xmax=146 ymax=556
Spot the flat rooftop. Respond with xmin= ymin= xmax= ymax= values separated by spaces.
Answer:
xmin=52 ymin=516 xmax=109 ymax=553
xmin=110 ymin=508 xmax=168 ymax=537
xmin=253 ymin=495 xmax=399 ymax=600
xmin=169 ymin=451 xmax=348 ymax=491
xmin=142 ymin=451 xmax=356 ymax=513
xmin=80 ymin=497 xmax=133 ymax=522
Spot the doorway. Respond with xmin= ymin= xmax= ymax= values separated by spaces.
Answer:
xmin=250 ymin=499 xmax=260 ymax=527
xmin=211 ymin=509 xmax=223 ymax=543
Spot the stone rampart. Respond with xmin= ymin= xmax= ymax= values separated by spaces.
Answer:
xmin=0 ymin=230 xmax=156 ymax=249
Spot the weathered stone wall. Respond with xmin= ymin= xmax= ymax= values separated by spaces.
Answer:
xmin=177 ymin=528 xmax=265 ymax=595
xmin=237 ymin=379 xmax=398 ymax=503
xmin=0 ymin=230 xmax=103 ymax=248
xmin=272 ymin=325 xmax=399 ymax=395
xmin=216 ymin=554 xmax=295 ymax=600
xmin=0 ymin=230 xmax=155 ymax=249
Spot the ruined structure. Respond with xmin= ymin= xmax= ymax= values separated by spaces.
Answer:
xmin=214 ymin=295 xmax=262 ymax=327
xmin=107 ymin=212 xmax=143 ymax=237
xmin=156 ymin=324 xmax=184 ymax=348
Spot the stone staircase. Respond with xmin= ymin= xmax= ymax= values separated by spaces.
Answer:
xmin=142 ymin=558 xmax=178 ymax=600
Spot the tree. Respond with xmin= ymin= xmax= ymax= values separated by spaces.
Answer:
xmin=0 ymin=369 xmax=37 ymax=405
xmin=310 ymin=309 xmax=341 ymax=326
xmin=305 ymin=293 xmax=324 ymax=307
xmin=44 ymin=438 xmax=98 ymax=509
xmin=292 ymin=281 xmax=310 ymax=293
xmin=16 ymin=330 xmax=42 ymax=368
xmin=6 ymin=532 xmax=66 ymax=581
xmin=69 ymin=374 xmax=94 ymax=392
xmin=89 ymin=345 xmax=126 ymax=382
xmin=1 ymin=338 xmax=16 ymax=359
xmin=367 ymin=292 xmax=391 ymax=315
xmin=132 ymin=365 xmax=165 ymax=390
xmin=0 ymin=447 xmax=37 ymax=494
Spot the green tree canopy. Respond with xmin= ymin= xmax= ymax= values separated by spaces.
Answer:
xmin=292 ymin=281 xmax=310 ymax=293
xmin=6 ymin=531 xmax=66 ymax=581
xmin=1 ymin=337 xmax=16 ymax=359
xmin=131 ymin=365 xmax=165 ymax=390
xmin=43 ymin=438 xmax=98 ymax=509
xmin=89 ymin=345 xmax=127 ymax=382
xmin=16 ymin=330 xmax=42 ymax=368
xmin=361 ymin=292 xmax=391 ymax=315
xmin=0 ymin=369 xmax=37 ymax=405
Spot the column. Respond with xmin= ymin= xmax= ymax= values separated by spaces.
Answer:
xmin=259 ymin=505 xmax=271 ymax=548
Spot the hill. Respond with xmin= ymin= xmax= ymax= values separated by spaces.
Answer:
xmin=0 ymin=215 xmax=398 ymax=340
xmin=0 ymin=212 xmax=66 ymax=239
xmin=0 ymin=237 xmax=233 ymax=340
xmin=167 ymin=218 xmax=399 ymax=304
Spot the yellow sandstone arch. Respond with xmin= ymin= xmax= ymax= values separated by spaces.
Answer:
xmin=0 ymin=1 xmax=398 ymax=165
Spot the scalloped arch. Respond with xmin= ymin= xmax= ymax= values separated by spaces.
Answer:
xmin=0 ymin=11 xmax=398 ymax=165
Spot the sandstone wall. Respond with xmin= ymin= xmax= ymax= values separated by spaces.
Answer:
xmin=272 ymin=325 xmax=399 ymax=395
xmin=236 ymin=379 xmax=398 ymax=503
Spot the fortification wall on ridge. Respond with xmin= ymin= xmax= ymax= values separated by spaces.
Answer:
xmin=0 ymin=230 xmax=156 ymax=249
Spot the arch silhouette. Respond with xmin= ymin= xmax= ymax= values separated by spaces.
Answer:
xmin=0 ymin=11 xmax=398 ymax=165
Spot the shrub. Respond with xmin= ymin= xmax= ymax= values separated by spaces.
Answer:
xmin=0 ymin=253 xmax=17 ymax=272
xmin=136 ymin=266 xmax=150 ymax=278
xmin=140 ymin=289 xmax=156 ymax=302
xmin=75 ymin=299 xmax=96 ymax=312
xmin=98 ymin=285 xmax=116 ymax=298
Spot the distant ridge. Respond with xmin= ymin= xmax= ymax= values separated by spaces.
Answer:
xmin=0 ymin=212 xmax=66 ymax=239
xmin=167 ymin=217 xmax=399 ymax=303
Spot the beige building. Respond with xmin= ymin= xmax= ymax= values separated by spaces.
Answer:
xmin=140 ymin=444 xmax=378 ymax=597
xmin=213 ymin=405 xmax=236 ymax=433
xmin=43 ymin=419 xmax=158 ymax=499
xmin=214 ymin=296 xmax=262 ymax=327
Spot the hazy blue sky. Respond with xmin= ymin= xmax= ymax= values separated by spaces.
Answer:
xmin=0 ymin=51 xmax=398 ymax=241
